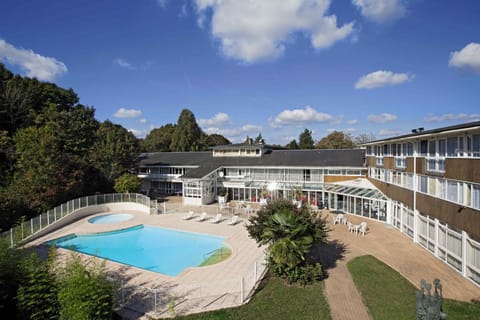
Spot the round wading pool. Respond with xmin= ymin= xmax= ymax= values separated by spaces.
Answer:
xmin=88 ymin=213 xmax=133 ymax=224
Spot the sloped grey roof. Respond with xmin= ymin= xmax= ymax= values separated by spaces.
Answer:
xmin=138 ymin=149 xmax=365 ymax=179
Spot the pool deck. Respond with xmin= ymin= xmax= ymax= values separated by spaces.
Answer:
xmin=31 ymin=209 xmax=266 ymax=319
xmin=30 ymin=204 xmax=480 ymax=319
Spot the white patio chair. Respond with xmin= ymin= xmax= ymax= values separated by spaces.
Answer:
xmin=347 ymin=221 xmax=355 ymax=232
xmin=358 ymin=222 xmax=367 ymax=236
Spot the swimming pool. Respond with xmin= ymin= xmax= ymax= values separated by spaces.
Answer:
xmin=88 ymin=213 xmax=133 ymax=224
xmin=49 ymin=225 xmax=226 ymax=276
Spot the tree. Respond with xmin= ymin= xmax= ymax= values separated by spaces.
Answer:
xmin=170 ymin=109 xmax=203 ymax=151
xmin=57 ymin=254 xmax=114 ymax=320
xmin=90 ymin=120 xmax=139 ymax=184
xmin=142 ymin=124 xmax=176 ymax=152
xmin=114 ymin=173 xmax=142 ymax=193
xmin=254 ymin=133 xmax=265 ymax=144
xmin=205 ymin=133 xmax=230 ymax=147
xmin=316 ymin=131 xmax=356 ymax=149
xmin=299 ymin=128 xmax=314 ymax=149
xmin=0 ymin=239 xmax=24 ymax=316
xmin=285 ymin=139 xmax=298 ymax=149
xmin=354 ymin=133 xmax=376 ymax=145
xmin=247 ymin=199 xmax=328 ymax=266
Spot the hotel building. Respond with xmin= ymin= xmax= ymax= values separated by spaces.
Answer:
xmin=137 ymin=121 xmax=480 ymax=286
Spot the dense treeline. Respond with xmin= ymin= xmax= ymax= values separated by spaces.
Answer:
xmin=0 ymin=64 xmax=234 ymax=232
xmin=0 ymin=64 xmax=140 ymax=231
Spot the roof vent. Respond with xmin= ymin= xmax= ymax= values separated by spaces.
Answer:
xmin=411 ymin=129 xmax=417 ymax=133
xmin=418 ymin=127 xmax=424 ymax=132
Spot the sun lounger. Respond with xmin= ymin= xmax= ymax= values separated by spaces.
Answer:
xmin=227 ymin=215 xmax=239 ymax=225
xmin=211 ymin=213 xmax=222 ymax=224
xmin=183 ymin=211 xmax=195 ymax=220
xmin=197 ymin=212 xmax=208 ymax=222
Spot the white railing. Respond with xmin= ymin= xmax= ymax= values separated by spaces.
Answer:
xmin=113 ymin=254 xmax=267 ymax=318
xmin=1 ymin=193 xmax=155 ymax=247
xmin=393 ymin=204 xmax=480 ymax=287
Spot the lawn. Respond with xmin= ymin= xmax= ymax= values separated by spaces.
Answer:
xmin=199 ymin=247 xmax=231 ymax=267
xmin=347 ymin=255 xmax=480 ymax=320
xmin=174 ymin=274 xmax=332 ymax=320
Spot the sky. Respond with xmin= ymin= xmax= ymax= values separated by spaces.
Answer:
xmin=0 ymin=0 xmax=479 ymax=144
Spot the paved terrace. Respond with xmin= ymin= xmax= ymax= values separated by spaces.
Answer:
xmin=321 ymin=211 xmax=480 ymax=320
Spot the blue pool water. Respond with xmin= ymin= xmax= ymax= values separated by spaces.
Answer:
xmin=88 ymin=213 xmax=133 ymax=224
xmin=50 ymin=225 xmax=225 ymax=276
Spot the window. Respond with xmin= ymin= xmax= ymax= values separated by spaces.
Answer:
xmin=473 ymin=135 xmax=480 ymax=157
xmin=407 ymin=142 xmax=414 ymax=156
xmin=303 ymin=169 xmax=311 ymax=181
xmin=428 ymin=140 xmax=436 ymax=157
xmin=472 ymin=184 xmax=480 ymax=209
xmin=420 ymin=140 xmax=428 ymax=156
xmin=419 ymin=176 xmax=428 ymax=193
xmin=438 ymin=139 xmax=446 ymax=156
xmin=447 ymin=137 xmax=458 ymax=157
xmin=447 ymin=180 xmax=458 ymax=202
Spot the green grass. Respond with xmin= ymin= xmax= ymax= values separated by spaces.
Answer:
xmin=347 ymin=255 xmax=480 ymax=320
xmin=199 ymin=247 xmax=231 ymax=267
xmin=175 ymin=274 xmax=332 ymax=320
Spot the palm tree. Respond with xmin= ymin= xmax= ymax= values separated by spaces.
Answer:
xmin=261 ymin=209 xmax=313 ymax=268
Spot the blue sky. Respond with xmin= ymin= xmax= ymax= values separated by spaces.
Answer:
xmin=1 ymin=0 xmax=479 ymax=144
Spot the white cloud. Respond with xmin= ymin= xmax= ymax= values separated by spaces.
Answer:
xmin=377 ymin=128 xmax=400 ymax=136
xmin=194 ymin=0 xmax=354 ymax=63
xmin=139 ymin=118 xmax=147 ymax=124
xmin=0 ymin=39 xmax=67 ymax=81
xmin=198 ymin=112 xmax=232 ymax=127
xmin=355 ymin=70 xmax=413 ymax=89
xmin=352 ymin=0 xmax=406 ymax=23
xmin=344 ymin=127 xmax=357 ymax=133
xmin=348 ymin=119 xmax=358 ymax=125
xmin=368 ymin=113 xmax=398 ymax=123
xmin=128 ymin=128 xmax=147 ymax=138
xmin=113 ymin=58 xmax=134 ymax=70
xmin=448 ymin=43 xmax=480 ymax=74
xmin=113 ymin=108 xmax=143 ymax=118
xmin=203 ymin=124 xmax=263 ymax=141
xmin=424 ymin=113 xmax=480 ymax=123
xmin=271 ymin=106 xmax=333 ymax=128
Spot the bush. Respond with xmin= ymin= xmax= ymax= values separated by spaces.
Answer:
xmin=57 ymin=254 xmax=114 ymax=320
xmin=269 ymin=258 xmax=323 ymax=286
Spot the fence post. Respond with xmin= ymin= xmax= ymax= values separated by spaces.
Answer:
xmin=253 ymin=261 xmax=257 ymax=285
xmin=10 ymin=228 xmax=13 ymax=247
xmin=462 ymin=231 xmax=467 ymax=277
xmin=31 ymin=219 xmax=33 ymax=235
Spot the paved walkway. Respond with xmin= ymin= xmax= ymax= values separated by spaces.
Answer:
xmin=319 ymin=211 xmax=480 ymax=320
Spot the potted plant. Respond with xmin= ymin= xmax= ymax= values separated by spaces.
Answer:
xmin=218 ymin=187 xmax=228 ymax=204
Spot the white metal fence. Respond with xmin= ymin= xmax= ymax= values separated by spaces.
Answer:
xmin=393 ymin=202 xmax=480 ymax=287
xmin=1 ymin=193 xmax=156 ymax=247
xmin=113 ymin=254 xmax=267 ymax=318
